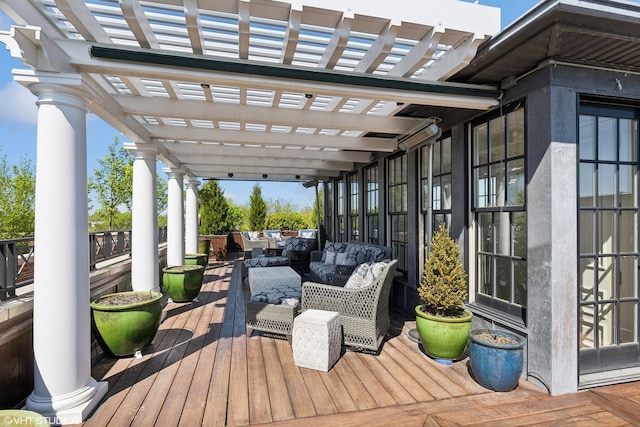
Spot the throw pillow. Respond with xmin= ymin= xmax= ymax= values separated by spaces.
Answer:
xmin=322 ymin=241 xmax=348 ymax=261
xmin=363 ymin=260 xmax=390 ymax=284
xmin=272 ymin=231 xmax=282 ymax=241
xmin=335 ymin=252 xmax=350 ymax=265
xmin=248 ymin=231 xmax=259 ymax=240
xmin=324 ymin=250 xmax=337 ymax=265
xmin=344 ymin=263 xmax=371 ymax=289
xmin=301 ymin=231 xmax=314 ymax=238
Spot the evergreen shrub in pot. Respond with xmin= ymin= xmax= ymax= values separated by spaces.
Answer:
xmin=415 ymin=225 xmax=472 ymax=360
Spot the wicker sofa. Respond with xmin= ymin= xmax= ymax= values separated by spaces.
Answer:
xmin=308 ymin=241 xmax=392 ymax=286
xmin=243 ymin=237 xmax=316 ymax=275
xmin=301 ymin=259 xmax=398 ymax=352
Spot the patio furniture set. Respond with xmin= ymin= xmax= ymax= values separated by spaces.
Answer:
xmin=245 ymin=241 xmax=398 ymax=371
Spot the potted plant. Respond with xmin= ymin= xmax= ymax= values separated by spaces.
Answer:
xmin=90 ymin=290 xmax=163 ymax=357
xmin=185 ymin=253 xmax=208 ymax=269
xmin=415 ymin=225 xmax=472 ymax=360
xmin=162 ymin=265 xmax=204 ymax=302
xmin=468 ymin=328 xmax=526 ymax=391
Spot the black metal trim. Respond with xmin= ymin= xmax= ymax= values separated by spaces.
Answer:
xmin=89 ymin=45 xmax=500 ymax=99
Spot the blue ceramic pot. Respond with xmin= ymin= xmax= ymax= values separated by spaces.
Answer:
xmin=468 ymin=328 xmax=525 ymax=392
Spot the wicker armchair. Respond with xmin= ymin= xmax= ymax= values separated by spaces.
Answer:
xmin=300 ymin=259 xmax=398 ymax=352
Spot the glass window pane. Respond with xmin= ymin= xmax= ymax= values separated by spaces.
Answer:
xmin=507 ymin=158 xmax=525 ymax=206
xmin=580 ymin=303 xmax=596 ymax=349
xmin=619 ymin=302 xmax=637 ymax=344
xmin=475 ymin=166 xmax=489 ymax=208
xmin=579 ymin=211 xmax=595 ymax=254
xmin=598 ymin=302 xmax=616 ymax=347
xmin=513 ymin=212 xmax=527 ymax=258
xmin=507 ymin=108 xmax=525 ymax=158
xmin=597 ymin=256 xmax=616 ymax=300
xmin=420 ymin=146 xmax=429 ymax=178
xmin=496 ymin=257 xmax=511 ymax=302
xmin=619 ymin=165 xmax=636 ymax=207
xmin=490 ymin=116 xmax=505 ymax=161
xmin=490 ymin=164 xmax=504 ymax=207
xmin=598 ymin=117 xmax=617 ymax=161
xmin=441 ymin=137 xmax=452 ymax=173
xmin=598 ymin=211 xmax=616 ymax=254
xmin=620 ymin=211 xmax=637 ymax=253
xmin=619 ymin=118 xmax=637 ymax=162
xmin=580 ymin=163 xmax=596 ymax=207
xmin=495 ymin=212 xmax=511 ymax=256
xmin=580 ymin=257 xmax=597 ymax=302
xmin=474 ymin=123 xmax=488 ymax=165
xmin=513 ymin=259 xmax=527 ymax=306
xmin=442 ymin=174 xmax=452 ymax=210
xmin=477 ymin=254 xmax=492 ymax=296
xmin=598 ymin=164 xmax=616 ymax=207
xmin=579 ymin=115 xmax=597 ymax=161
xmin=478 ymin=212 xmax=493 ymax=253
xmin=432 ymin=142 xmax=441 ymax=176
xmin=422 ymin=178 xmax=430 ymax=211
xmin=619 ymin=256 xmax=638 ymax=299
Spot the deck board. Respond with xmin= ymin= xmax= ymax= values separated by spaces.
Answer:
xmin=76 ymin=259 xmax=640 ymax=426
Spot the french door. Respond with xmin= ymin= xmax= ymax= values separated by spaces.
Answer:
xmin=578 ymin=103 xmax=640 ymax=373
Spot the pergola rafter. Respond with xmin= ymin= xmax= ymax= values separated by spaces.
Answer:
xmin=2 ymin=0 xmax=500 ymax=180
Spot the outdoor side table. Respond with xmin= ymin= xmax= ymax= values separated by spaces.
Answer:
xmin=292 ymin=309 xmax=341 ymax=372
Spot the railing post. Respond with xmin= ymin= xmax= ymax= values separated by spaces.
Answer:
xmin=0 ymin=242 xmax=17 ymax=301
xmin=89 ymin=233 xmax=97 ymax=271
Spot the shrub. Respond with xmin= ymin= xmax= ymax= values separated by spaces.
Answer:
xmin=418 ymin=225 xmax=468 ymax=317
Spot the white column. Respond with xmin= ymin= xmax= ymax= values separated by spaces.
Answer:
xmin=127 ymin=143 xmax=159 ymax=292
xmin=185 ymin=179 xmax=200 ymax=254
xmin=25 ymin=81 xmax=107 ymax=424
xmin=166 ymin=168 xmax=185 ymax=266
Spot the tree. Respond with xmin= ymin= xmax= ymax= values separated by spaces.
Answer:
xmin=199 ymin=180 xmax=233 ymax=235
xmin=248 ymin=184 xmax=267 ymax=231
xmin=88 ymin=137 xmax=133 ymax=229
xmin=156 ymin=175 xmax=168 ymax=215
xmin=265 ymin=212 xmax=310 ymax=231
xmin=0 ymin=151 xmax=36 ymax=239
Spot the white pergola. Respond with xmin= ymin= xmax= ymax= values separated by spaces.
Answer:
xmin=0 ymin=0 xmax=500 ymax=424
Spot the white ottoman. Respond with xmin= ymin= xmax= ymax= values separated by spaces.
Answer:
xmin=292 ymin=309 xmax=341 ymax=372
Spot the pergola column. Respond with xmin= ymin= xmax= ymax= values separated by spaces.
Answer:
xmin=185 ymin=178 xmax=200 ymax=255
xmin=126 ymin=143 xmax=159 ymax=292
xmin=166 ymin=168 xmax=185 ymax=266
xmin=23 ymin=79 xmax=107 ymax=424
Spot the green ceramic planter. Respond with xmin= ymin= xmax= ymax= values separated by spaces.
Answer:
xmin=185 ymin=253 xmax=208 ymax=268
xmin=162 ymin=265 xmax=204 ymax=302
xmin=90 ymin=291 xmax=163 ymax=358
xmin=198 ymin=239 xmax=210 ymax=255
xmin=415 ymin=305 xmax=473 ymax=360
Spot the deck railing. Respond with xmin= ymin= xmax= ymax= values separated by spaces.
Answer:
xmin=0 ymin=227 xmax=167 ymax=301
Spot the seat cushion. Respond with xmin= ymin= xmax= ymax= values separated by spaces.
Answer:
xmin=244 ymin=256 xmax=288 ymax=268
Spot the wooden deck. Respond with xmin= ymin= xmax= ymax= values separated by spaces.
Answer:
xmin=77 ymin=261 xmax=640 ymax=426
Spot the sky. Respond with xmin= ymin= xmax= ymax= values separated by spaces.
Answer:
xmin=0 ymin=0 xmax=549 ymax=209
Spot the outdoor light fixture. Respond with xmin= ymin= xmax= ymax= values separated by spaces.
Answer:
xmin=228 ymin=172 xmax=233 ymax=178
xmin=397 ymin=121 xmax=441 ymax=152
xmin=303 ymin=179 xmax=318 ymax=188
xmin=295 ymin=175 xmax=301 ymax=179
xmin=262 ymin=173 xmax=268 ymax=179
xmin=201 ymin=83 xmax=210 ymax=89
xmin=305 ymin=93 xmax=313 ymax=99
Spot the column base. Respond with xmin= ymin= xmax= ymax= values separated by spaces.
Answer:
xmin=25 ymin=379 xmax=108 ymax=426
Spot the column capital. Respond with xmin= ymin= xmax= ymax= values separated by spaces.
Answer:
xmin=13 ymin=69 xmax=103 ymax=106
xmin=163 ymin=167 xmax=185 ymax=179
xmin=124 ymin=142 xmax=158 ymax=159
xmin=185 ymin=178 xmax=201 ymax=189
